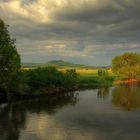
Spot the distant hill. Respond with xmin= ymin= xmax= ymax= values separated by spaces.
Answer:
xmin=21 ymin=60 xmax=110 ymax=69
xmin=22 ymin=60 xmax=88 ymax=68
xmin=21 ymin=63 xmax=41 ymax=68
xmin=46 ymin=60 xmax=86 ymax=68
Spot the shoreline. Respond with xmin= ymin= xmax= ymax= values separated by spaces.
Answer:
xmin=114 ymin=79 xmax=140 ymax=85
xmin=0 ymin=79 xmax=139 ymax=104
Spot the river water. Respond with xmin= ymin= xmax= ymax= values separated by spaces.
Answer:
xmin=0 ymin=85 xmax=140 ymax=140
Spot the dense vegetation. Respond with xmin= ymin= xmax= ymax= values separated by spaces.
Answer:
xmin=26 ymin=67 xmax=78 ymax=91
xmin=112 ymin=52 xmax=140 ymax=81
xmin=0 ymin=19 xmax=21 ymax=101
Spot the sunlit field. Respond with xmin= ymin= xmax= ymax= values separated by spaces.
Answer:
xmin=59 ymin=68 xmax=113 ymax=76
xmin=22 ymin=67 xmax=113 ymax=76
xmin=58 ymin=68 xmax=115 ymax=87
xmin=77 ymin=68 xmax=113 ymax=76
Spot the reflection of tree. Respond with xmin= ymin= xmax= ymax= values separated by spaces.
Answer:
xmin=0 ymin=92 xmax=79 ymax=139
xmin=21 ymin=92 xmax=79 ymax=115
xmin=97 ymin=87 xmax=109 ymax=99
xmin=0 ymin=104 xmax=26 ymax=140
xmin=112 ymin=85 xmax=140 ymax=111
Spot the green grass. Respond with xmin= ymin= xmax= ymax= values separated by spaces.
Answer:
xmin=76 ymin=74 xmax=115 ymax=88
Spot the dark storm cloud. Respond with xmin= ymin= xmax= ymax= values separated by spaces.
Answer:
xmin=0 ymin=0 xmax=140 ymax=65
xmin=51 ymin=0 xmax=140 ymax=43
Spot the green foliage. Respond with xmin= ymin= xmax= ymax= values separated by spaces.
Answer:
xmin=10 ymin=71 xmax=29 ymax=95
xmin=77 ymin=75 xmax=101 ymax=87
xmin=98 ymin=69 xmax=108 ymax=77
xmin=66 ymin=69 xmax=78 ymax=80
xmin=0 ymin=19 xmax=21 ymax=99
xmin=27 ymin=67 xmax=78 ymax=89
xmin=112 ymin=52 xmax=140 ymax=80
xmin=97 ymin=69 xmax=113 ymax=85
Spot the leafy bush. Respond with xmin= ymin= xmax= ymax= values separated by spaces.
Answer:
xmin=26 ymin=67 xmax=78 ymax=89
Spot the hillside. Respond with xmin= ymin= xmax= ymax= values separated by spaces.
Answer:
xmin=46 ymin=60 xmax=86 ymax=67
xmin=21 ymin=60 xmax=109 ymax=69
xmin=21 ymin=60 xmax=85 ymax=68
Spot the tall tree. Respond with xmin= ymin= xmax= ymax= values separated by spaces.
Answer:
xmin=0 ymin=19 xmax=20 ymax=100
xmin=112 ymin=52 xmax=140 ymax=80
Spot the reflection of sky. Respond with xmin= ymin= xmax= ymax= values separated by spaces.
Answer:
xmin=19 ymin=88 xmax=140 ymax=140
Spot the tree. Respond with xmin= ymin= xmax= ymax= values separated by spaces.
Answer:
xmin=112 ymin=52 xmax=140 ymax=80
xmin=66 ymin=69 xmax=78 ymax=80
xmin=0 ymin=19 xmax=21 ymax=100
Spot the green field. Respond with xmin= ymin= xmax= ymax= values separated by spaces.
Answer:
xmin=58 ymin=67 xmax=115 ymax=88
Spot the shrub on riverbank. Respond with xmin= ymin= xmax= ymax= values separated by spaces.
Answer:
xmin=112 ymin=52 xmax=140 ymax=81
xmin=26 ymin=67 xmax=78 ymax=90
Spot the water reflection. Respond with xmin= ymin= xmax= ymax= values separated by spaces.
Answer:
xmin=0 ymin=92 xmax=79 ymax=140
xmin=0 ymin=86 xmax=140 ymax=140
xmin=0 ymin=104 xmax=26 ymax=140
xmin=97 ymin=87 xmax=109 ymax=99
xmin=112 ymin=85 xmax=140 ymax=111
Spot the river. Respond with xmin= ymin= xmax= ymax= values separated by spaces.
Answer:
xmin=0 ymin=85 xmax=140 ymax=140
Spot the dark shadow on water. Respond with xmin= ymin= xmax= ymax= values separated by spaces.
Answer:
xmin=0 ymin=92 xmax=79 ymax=140
xmin=112 ymin=85 xmax=140 ymax=111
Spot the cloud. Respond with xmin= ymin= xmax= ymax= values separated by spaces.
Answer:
xmin=0 ymin=0 xmax=140 ymax=65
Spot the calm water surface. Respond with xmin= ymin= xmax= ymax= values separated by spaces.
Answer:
xmin=0 ymin=85 xmax=140 ymax=140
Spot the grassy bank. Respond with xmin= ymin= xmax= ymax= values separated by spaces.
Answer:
xmin=76 ymin=75 xmax=115 ymax=88
xmin=71 ymin=68 xmax=115 ymax=88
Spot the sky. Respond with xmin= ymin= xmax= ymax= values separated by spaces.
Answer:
xmin=0 ymin=0 xmax=140 ymax=66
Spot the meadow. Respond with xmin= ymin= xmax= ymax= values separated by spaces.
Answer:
xmin=58 ymin=67 xmax=115 ymax=88
xmin=59 ymin=67 xmax=113 ymax=75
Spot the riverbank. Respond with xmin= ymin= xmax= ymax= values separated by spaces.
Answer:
xmin=0 ymin=86 xmax=79 ymax=104
xmin=0 ymin=79 xmax=114 ymax=104
xmin=114 ymin=79 xmax=140 ymax=85
xmin=0 ymin=67 xmax=116 ymax=103
xmin=2 ymin=66 xmax=139 ymax=104
xmin=76 ymin=75 xmax=115 ymax=88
